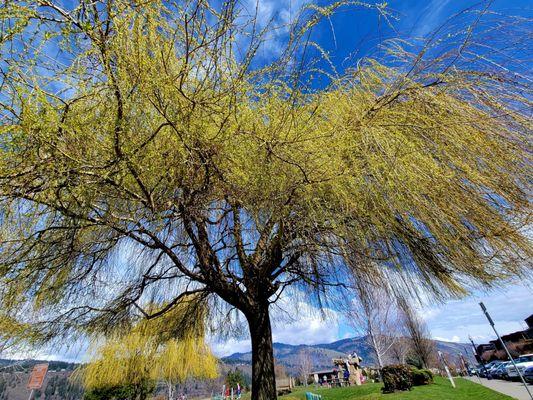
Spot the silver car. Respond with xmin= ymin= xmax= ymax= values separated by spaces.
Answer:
xmin=506 ymin=354 xmax=533 ymax=380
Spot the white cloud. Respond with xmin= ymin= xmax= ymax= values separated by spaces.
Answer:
xmin=409 ymin=0 xmax=452 ymax=39
xmin=209 ymin=338 xmax=251 ymax=358
xmin=241 ymin=0 xmax=308 ymax=28
xmin=209 ymin=293 xmax=341 ymax=357
xmin=434 ymin=335 xmax=460 ymax=343
xmin=9 ymin=283 xmax=531 ymax=361
xmin=4 ymin=339 xmax=89 ymax=363
xmin=271 ymin=301 xmax=340 ymax=346
xmin=421 ymin=283 xmax=533 ymax=344
xmin=236 ymin=0 xmax=313 ymax=60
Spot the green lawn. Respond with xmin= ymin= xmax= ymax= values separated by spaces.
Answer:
xmin=278 ymin=377 xmax=514 ymax=400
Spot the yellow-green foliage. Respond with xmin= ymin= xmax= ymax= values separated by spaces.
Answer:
xmin=0 ymin=310 xmax=51 ymax=354
xmin=81 ymin=296 xmax=217 ymax=389
xmin=0 ymin=314 xmax=39 ymax=351
xmin=0 ymin=0 xmax=531 ymax=352
xmin=82 ymin=332 xmax=217 ymax=389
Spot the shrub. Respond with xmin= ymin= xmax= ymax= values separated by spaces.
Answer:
xmin=381 ymin=365 xmax=413 ymax=393
xmin=225 ymin=368 xmax=250 ymax=390
xmin=411 ymin=368 xmax=434 ymax=386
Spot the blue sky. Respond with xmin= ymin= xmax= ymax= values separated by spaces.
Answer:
xmin=248 ymin=0 xmax=532 ymax=69
xmin=27 ymin=282 xmax=532 ymax=360
xmin=209 ymin=0 xmax=533 ymax=356
xmin=207 ymin=283 xmax=533 ymax=357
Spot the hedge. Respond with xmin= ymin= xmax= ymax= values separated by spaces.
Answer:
xmin=411 ymin=368 xmax=434 ymax=386
xmin=381 ymin=365 xmax=434 ymax=393
xmin=381 ymin=365 xmax=413 ymax=393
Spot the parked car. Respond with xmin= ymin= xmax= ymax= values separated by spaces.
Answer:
xmin=486 ymin=361 xmax=503 ymax=369
xmin=499 ymin=362 xmax=510 ymax=380
xmin=488 ymin=362 xmax=509 ymax=379
xmin=485 ymin=361 xmax=504 ymax=379
xmin=478 ymin=361 xmax=502 ymax=378
xmin=476 ymin=366 xmax=487 ymax=377
xmin=505 ymin=354 xmax=533 ymax=380
xmin=524 ymin=366 xmax=533 ymax=383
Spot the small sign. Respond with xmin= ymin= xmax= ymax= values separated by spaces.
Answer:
xmin=27 ymin=363 xmax=48 ymax=390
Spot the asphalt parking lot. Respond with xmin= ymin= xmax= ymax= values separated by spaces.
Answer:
xmin=465 ymin=376 xmax=533 ymax=400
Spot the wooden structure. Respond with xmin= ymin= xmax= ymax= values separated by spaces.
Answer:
xmin=310 ymin=353 xmax=364 ymax=387
xmin=276 ymin=376 xmax=294 ymax=396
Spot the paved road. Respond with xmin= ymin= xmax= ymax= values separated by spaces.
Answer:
xmin=465 ymin=376 xmax=533 ymax=400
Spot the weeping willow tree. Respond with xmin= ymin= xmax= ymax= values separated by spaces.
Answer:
xmin=0 ymin=1 xmax=531 ymax=399
xmin=79 ymin=297 xmax=217 ymax=400
xmin=0 ymin=314 xmax=40 ymax=355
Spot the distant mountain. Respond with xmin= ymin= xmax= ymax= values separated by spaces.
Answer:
xmin=0 ymin=359 xmax=78 ymax=372
xmin=222 ymin=336 xmax=472 ymax=371
xmin=0 ymin=337 xmax=472 ymax=399
xmin=0 ymin=359 xmax=231 ymax=400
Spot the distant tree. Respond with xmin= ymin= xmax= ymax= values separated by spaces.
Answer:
xmin=43 ymin=375 xmax=83 ymax=400
xmin=398 ymin=298 xmax=436 ymax=369
xmin=346 ymin=279 xmax=402 ymax=369
xmin=57 ymin=380 xmax=67 ymax=399
xmin=84 ymin=383 xmax=154 ymax=400
xmin=388 ymin=337 xmax=411 ymax=365
xmin=1 ymin=1 xmax=531 ymax=399
xmin=296 ymin=349 xmax=314 ymax=386
xmin=44 ymin=377 xmax=56 ymax=398
xmin=225 ymin=368 xmax=250 ymax=390
xmin=0 ymin=377 xmax=7 ymax=400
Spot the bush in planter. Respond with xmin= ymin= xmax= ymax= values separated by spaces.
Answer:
xmin=411 ymin=368 xmax=434 ymax=386
xmin=381 ymin=365 xmax=413 ymax=393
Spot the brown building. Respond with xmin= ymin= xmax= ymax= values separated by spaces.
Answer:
xmin=478 ymin=314 xmax=533 ymax=361
xmin=490 ymin=314 xmax=533 ymax=350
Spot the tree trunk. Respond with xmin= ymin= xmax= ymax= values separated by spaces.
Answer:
xmin=247 ymin=304 xmax=277 ymax=400
xmin=167 ymin=380 xmax=173 ymax=400
xmin=369 ymin=332 xmax=384 ymax=369
xmin=368 ymin=320 xmax=384 ymax=370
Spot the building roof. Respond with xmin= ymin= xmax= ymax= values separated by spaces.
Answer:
xmin=310 ymin=370 xmax=336 ymax=375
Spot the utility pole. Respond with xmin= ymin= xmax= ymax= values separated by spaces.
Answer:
xmin=458 ymin=352 xmax=468 ymax=375
xmin=437 ymin=351 xmax=456 ymax=388
xmin=479 ymin=302 xmax=533 ymax=400
xmin=469 ymin=335 xmax=489 ymax=379
xmin=467 ymin=337 xmax=484 ymax=384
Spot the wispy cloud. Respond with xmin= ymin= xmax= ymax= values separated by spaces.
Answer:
xmin=209 ymin=293 xmax=341 ymax=357
xmin=409 ymin=0 xmax=452 ymax=39
xmin=421 ymin=284 xmax=533 ymax=344
xmin=236 ymin=0 xmax=312 ymax=61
